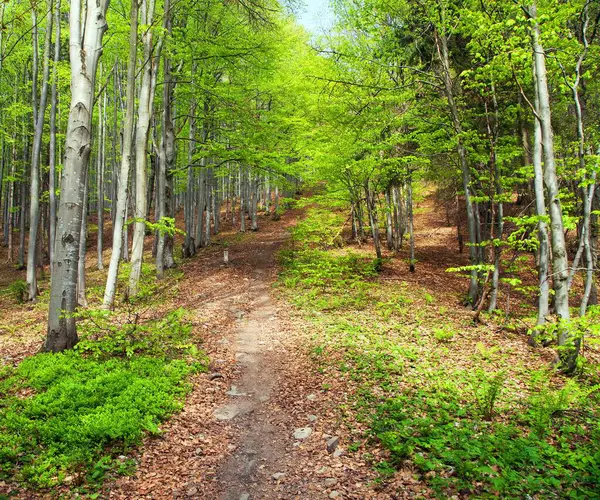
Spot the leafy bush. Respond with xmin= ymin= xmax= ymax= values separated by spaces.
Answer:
xmin=279 ymin=249 xmax=378 ymax=311
xmin=290 ymin=207 xmax=346 ymax=249
xmin=2 ymin=279 xmax=28 ymax=304
xmin=0 ymin=309 xmax=207 ymax=489
xmin=373 ymin=379 xmax=600 ymax=498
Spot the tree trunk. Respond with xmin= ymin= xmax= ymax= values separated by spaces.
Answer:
xmin=102 ymin=0 xmax=138 ymax=308
xmin=435 ymin=26 xmax=479 ymax=306
xmin=27 ymin=1 xmax=53 ymax=300
xmin=129 ymin=0 xmax=158 ymax=298
xmin=531 ymin=4 xmax=572 ymax=368
xmin=48 ymin=0 xmax=61 ymax=270
xmin=96 ymin=83 xmax=105 ymax=270
xmin=46 ymin=0 xmax=110 ymax=351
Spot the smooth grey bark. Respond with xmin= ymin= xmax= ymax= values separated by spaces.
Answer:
xmin=183 ymin=107 xmax=196 ymax=257
xmin=532 ymin=92 xmax=550 ymax=328
xmin=96 ymin=86 xmax=106 ymax=270
xmin=407 ymin=172 xmax=415 ymax=273
xmin=251 ymin=176 xmax=258 ymax=231
xmin=156 ymin=0 xmax=174 ymax=278
xmin=385 ymin=188 xmax=393 ymax=251
xmin=487 ymin=85 xmax=503 ymax=313
xmin=48 ymin=0 xmax=61 ymax=270
xmin=365 ymin=181 xmax=382 ymax=261
xmin=102 ymin=0 xmax=138 ymax=308
xmin=129 ymin=0 xmax=158 ymax=297
xmin=77 ymin=174 xmax=88 ymax=307
xmin=434 ymin=25 xmax=479 ymax=306
xmin=27 ymin=0 xmax=53 ymax=300
xmin=530 ymin=4 xmax=572 ymax=368
xmin=46 ymin=0 xmax=110 ymax=352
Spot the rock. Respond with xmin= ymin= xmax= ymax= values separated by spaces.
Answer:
xmin=293 ymin=427 xmax=313 ymax=440
xmin=324 ymin=478 xmax=338 ymax=487
xmin=214 ymin=405 xmax=241 ymax=421
xmin=272 ymin=472 xmax=286 ymax=480
xmin=186 ymin=486 xmax=198 ymax=496
xmin=329 ymin=492 xmax=341 ymax=499
xmin=307 ymin=394 xmax=317 ymax=401
xmin=333 ymin=447 xmax=344 ymax=458
xmin=209 ymin=373 xmax=224 ymax=381
xmin=326 ymin=436 xmax=340 ymax=454
xmin=227 ymin=385 xmax=248 ymax=397
xmin=239 ymin=494 xmax=250 ymax=500
xmin=308 ymin=415 xmax=318 ymax=422
xmin=195 ymin=447 xmax=203 ymax=456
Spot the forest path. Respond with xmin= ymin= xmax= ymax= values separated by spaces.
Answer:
xmin=214 ymin=232 xmax=295 ymax=499
xmin=108 ymin=208 xmax=372 ymax=499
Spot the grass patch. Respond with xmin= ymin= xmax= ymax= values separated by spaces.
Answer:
xmin=278 ymin=199 xmax=600 ymax=499
xmin=0 ymin=308 xmax=207 ymax=491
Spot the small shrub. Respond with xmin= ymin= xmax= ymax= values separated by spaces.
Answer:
xmin=470 ymin=369 xmax=505 ymax=420
xmin=433 ymin=327 xmax=455 ymax=342
xmin=0 ymin=308 xmax=207 ymax=490
xmin=3 ymin=279 xmax=28 ymax=304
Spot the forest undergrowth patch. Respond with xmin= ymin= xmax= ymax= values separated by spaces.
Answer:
xmin=0 ymin=262 xmax=208 ymax=496
xmin=278 ymin=195 xmax=600 ymax=499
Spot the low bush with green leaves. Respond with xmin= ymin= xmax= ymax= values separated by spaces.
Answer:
xmin=0 ymin=308 xmax=207 ymax=490
xmin=2 ymin=279 xmax=28 ymax=304
xmin=279 ymin=249 xmax=379 ymax=311
xmin=373 ymin=373 xmax=600 ymax=498
xmin=279 ymin=205 xmax=600 ymax=499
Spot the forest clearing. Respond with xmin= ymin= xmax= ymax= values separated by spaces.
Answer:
xmin=1 ymin=0 xmax=600 ymax=498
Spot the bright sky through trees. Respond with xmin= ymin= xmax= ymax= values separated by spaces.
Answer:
xmin=296 ymin=0 xmax=334 ymax=33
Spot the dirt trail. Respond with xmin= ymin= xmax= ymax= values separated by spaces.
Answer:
xmin=108 ymin=211 xmax=379 ymax=500
xmin=213 ymin=228 xmax=292 ymax=499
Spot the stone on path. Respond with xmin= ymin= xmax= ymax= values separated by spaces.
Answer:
xmin=293 ymin=427 xmax=313 ymax=440
xmin=227 ymin=385 xmax=248 ymax=397
xmin=214 ymin=405 xmax=241 ymax=421
xmin=326 ymin=436 xmax=340 ymax=454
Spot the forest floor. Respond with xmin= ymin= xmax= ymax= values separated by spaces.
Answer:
xmin=105 ymin=207 xmax=389 ymax=499
xmin=1 ymin=189 xmax=599 ymax=499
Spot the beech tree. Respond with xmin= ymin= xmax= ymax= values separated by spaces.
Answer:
xmin=46 ymin=0 xmax=110 ymax=351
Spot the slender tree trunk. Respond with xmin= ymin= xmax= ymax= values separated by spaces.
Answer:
xmin=407 ymin=171 xmax=415 ymax=272
xmin=531 ymin=4 xmax=572 ymax=368
xmin=129 ymin=0 xmax=157 ymax=297
xmin=46 ymin=0 xmax=110 ymax=351
xmin=102 ymin=0 xmax=137 ymax=308
xmin=48 ymin=0 xmax=61 ymax=270
xmin=97 ymin=85 xmax=105 ymax=270
xmin=435 ymin=26 xmax=479 ymax=306
xmin=77 ymin=174 xmax=88 ymax=307
xmin=27 ymin=0 xmax=53 ymax=300
xmin=156 ymin=0 xmax=173 ymax=278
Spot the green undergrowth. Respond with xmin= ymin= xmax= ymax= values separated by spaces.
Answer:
xmin=278 ymin=198 xmax=600 ymax=498
xmin=0 ymin=308 xmax=207 ymax=492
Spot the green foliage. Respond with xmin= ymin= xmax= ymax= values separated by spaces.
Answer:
xmin=0 ymin=309 xmax=207 ymax=490
xmin=373 ymin=376 xmax=600 ymax=498
xmin=290 ymin=207 xmax=346 ymax=249
xmin=279 ymin=249 xmax=378 ymax=311
xmin=2 ymin=279 xmax=28 ymax=304
xmin=470 ymin=369 xmax=506 ymax=420
xmin=433 ymin=327 xmax=455 ymax=343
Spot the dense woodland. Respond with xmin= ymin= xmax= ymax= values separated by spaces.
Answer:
xmin=1 ymin=0 xmax=600 ymax=497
